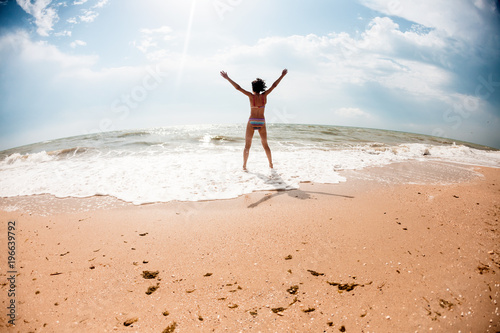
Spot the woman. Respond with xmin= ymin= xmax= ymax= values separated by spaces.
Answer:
xmin=220 ymin=69 xmax=288 ymax=170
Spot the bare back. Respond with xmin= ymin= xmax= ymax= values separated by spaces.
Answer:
xmin=249 ymin=93 xmax=267 ymax=118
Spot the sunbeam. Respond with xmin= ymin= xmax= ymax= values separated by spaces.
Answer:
xmin=175 ymin=0 xmax=197 ymax=91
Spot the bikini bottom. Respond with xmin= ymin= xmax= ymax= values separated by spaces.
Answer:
xmin=249 ymin=118 xmax=265 ymax=130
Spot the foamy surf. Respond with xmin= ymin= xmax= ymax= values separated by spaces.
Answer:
xmin=0 ymin=124 xmax=499 ymax=204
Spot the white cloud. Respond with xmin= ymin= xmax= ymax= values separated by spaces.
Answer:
xmin=141 ymin=26 xmax=173 ymax=38
xmin=70 ymin=39 xmax=87 ymax=48
xmin=359 ymin=0 xmax=499 ymax=47
xmin=79 ymin=9 xmax=98 ymax=22
xmin=16 ymin=0 xmax=59 ymax=36
xmin=216 ymin=18 xmax=450 ymax=92
xmin=359 ymin=17 xmax=446 ymax=53
xmin=93 ymin=0 xmax=108 ymax=8
xmin=133 ymin=39 xmax=157 ymax=54
xmin=54 ymin=30 xmax=72 ymax=37
xmin=335 ymin=107 xmax=372 ymax=119
xmin=0 ymin=30 xmax=96 ymax=68
xmin=60 ymin=1 xmax=109 ymax=26
xmin=15 ymin=0 xmax=108 ymax=35
xmin=132 ymin=26 xmax=175 ymax=60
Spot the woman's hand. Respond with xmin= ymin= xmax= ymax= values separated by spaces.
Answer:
xmin=220 ymin=71 xmax=229 ymax=79
xmin=282 ymin=69 xmax=288 ymax=76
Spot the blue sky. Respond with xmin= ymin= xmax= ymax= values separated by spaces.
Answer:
xmin=0 ymin=0 xmax=499 ymax=150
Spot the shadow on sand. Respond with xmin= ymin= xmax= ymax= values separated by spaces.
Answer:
xmin=246 ymin=169 xmax=354 ymax=209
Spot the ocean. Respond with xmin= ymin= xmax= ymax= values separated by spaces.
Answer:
xmin=1 ymin=124 xmax=499 ymax=205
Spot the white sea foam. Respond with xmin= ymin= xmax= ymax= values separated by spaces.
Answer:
xmin=0 ymin=125 xmax=499 ymax=204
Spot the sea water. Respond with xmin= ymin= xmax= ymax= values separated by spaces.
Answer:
xmin=1 ymin=124 xmax=499 ymax=204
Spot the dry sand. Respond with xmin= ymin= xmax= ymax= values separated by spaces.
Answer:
xmin=0 ymin=162 xmax=499 ymax=332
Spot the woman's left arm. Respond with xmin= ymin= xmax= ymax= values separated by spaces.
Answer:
xmin=220 ymin=71 xmax=252 ymax=97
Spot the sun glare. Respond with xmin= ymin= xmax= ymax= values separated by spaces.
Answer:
xmin=176 ymin=0 xmax=197 ymax=88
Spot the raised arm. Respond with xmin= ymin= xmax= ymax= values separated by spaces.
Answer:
xmin=263 ymin=69 xmax=288 ymax=96
xmin=220 ymin=71 xmax=252 ymax=97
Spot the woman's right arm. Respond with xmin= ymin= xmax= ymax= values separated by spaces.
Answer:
xmin=264 ymin=69 xmax=288 ymax=96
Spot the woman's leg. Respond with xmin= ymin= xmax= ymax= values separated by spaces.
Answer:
xmin=243 ymin=122 xmax=254 ymax=170
xmin=258 ymin=125 xmax=273 ymax=168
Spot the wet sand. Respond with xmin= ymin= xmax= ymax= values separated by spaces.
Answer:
xmin=0 ymin=162 xmax=499 ymax=332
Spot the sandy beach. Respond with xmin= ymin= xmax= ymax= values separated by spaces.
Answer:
xmin=1 ymin=161 xmax=499 ymax=332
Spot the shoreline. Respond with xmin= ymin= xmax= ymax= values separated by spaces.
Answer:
xmin=0 ymin=160 xmax=490 ymax=215
xmin=0 ymin=162 xmax=499 ymax=332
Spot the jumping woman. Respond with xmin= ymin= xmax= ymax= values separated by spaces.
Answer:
xmin=220 ymin=69 xmax=288 ymax=170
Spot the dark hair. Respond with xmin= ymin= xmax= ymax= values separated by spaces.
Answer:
xmin=252 ymin=78 xmax=267 ymax=93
